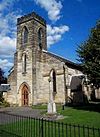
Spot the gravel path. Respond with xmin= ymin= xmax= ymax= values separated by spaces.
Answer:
xmin=0 ymin=107 xmax=45 ymax=124
xmin=0 ymin=107 xmax=43 ymax=117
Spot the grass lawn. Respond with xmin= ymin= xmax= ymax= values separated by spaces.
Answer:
xmin=32 ymin=104 xmax=100 ymax=128
xmin=58 ymin=107 xmax=100 ymax=128
xmin=0 ymin=104 xmax=100 ymax=137
xmin=0 ymin=114 xmax=100 ymax=137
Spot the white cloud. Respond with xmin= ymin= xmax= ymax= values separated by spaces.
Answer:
xmin=0 ymin=36 xmax=16 ymax=59
xmin=0 ymin=0 xmax=69 ymax=72
xmin=0 ymin=59 xmax=13 ymax=70
xmin=0 ymin=12 xmax=21 ymax=37
xmin=0 ymin=0 xmax=14 ymax=11
xmin=0 ymin=0 xmax=21 ymax=37
xmin=34 ymin=0 xmax=62 ymax=21
xmin=0 ymin=0 xmax=21 ymax=72
xmin=47 ymin=24 xmax=69 ymax=47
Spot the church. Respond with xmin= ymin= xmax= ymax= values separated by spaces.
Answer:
xmin=4 ymin=12 xmax=92 ymax=106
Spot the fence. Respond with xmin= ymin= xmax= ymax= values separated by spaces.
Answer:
xmin=0 ymin=112 xmax=100 ymax=137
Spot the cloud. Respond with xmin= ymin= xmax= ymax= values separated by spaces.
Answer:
xmin=0 ymin=0 xmax=69 ymax=72
xmin=0 ymin=36 xmax=16 ymax=59
xmin=34 ymin=0 xmax=70 ymax=47
xmin=0 ymin=12 xmax=21 ymax=37
xmin=0 ymin=0 xmax=21 ymax=37
xmin=0 ymin=0 xmax=14 ymax=11
xmin=34 ymin=0 xmax=62 ymax=21
xmin=0 ymin=12 xmax=19 ymax=68
xmin=47 ymin=24 xmax=69 ymax=47
xmin=0 ymin=59 xmax=13 ymax=70
xmin=0 ymin=0 xmax=21 ymax=71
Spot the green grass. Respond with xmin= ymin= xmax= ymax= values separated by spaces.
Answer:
xmin=58 ymin=107 xmax=100 ymax=128
xmin=0 ymin=115 xmax=100 ymax=137
xmin=0 ymin=104 xmax=100 ymax=137
xmin=32 ymin=104 xmax=47 ymax=109
xmin=32 ymin=104 xmax=100 ymax=128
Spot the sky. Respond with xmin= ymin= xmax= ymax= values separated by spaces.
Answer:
xmin=0 ymin=0 xmax=100 ymax=76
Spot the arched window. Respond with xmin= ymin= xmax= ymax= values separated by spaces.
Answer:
xmin=23 ymin=27 xmax=28 ymax=44
xmin=38 ymin=28 xmax=43 ymax=49
xmin=22 ymin=54 xmax=26 ymax=73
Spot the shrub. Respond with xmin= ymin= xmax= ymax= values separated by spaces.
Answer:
xmin=2 ymin=100 xmax=10 ymax=107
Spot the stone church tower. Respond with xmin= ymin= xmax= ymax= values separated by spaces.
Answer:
xmin=5 ymin=12 xmax=87 ymax=106
xmin=16 ymin=12 xmax=47 ymax=106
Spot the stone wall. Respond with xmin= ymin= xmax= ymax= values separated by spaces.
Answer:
xmin=5 ymin=12 xmax=87 ymax=106
xmin=3 ymin=71 xmax=17 ymax=105
xmin=4 ymin=53 xmax=17 ymax=105
xmin=16 ymin=12 xmax=47 ymax=106
xmin=33 ymin=50 xmax=83 ymax=105
xmin=95 ymin=88 xmax=100 ymax=99
xmin=16 ymin=16 xmax=34 ymax=106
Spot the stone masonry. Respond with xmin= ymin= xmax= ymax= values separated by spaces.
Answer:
xmin=3 ymin=12 xmax=91 ymax=106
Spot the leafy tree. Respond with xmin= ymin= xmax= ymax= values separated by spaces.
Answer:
xmin=0 ymin=68 xmax=7 ymax=84
xmin=77 ymin=20 xmax=100 ymax=88
xmin=0 ymin=68 xmax=7 ymax=103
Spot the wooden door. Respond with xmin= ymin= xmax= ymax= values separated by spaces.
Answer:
xmin=22 ymin=85 xmax=29 ymax=106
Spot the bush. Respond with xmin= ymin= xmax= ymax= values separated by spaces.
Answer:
xmin=0 ymin=101 xmax=3 ymax=106
xmin=0 ymin=92 xmax=4 ymax=102
xmin=0 ymin=98 xmax=10 ymax=107
xmin=2 ymin=100 xmax=10 ymax=107
xmin=0 ymin=91 xmax=10 ymax=107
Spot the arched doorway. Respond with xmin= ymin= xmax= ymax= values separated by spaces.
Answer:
xmin=21 ymin=85 xmax=29 ymax=106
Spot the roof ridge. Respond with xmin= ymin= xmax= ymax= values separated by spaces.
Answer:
xmin=43 ymin=50 xmax=79 ymax=64
xmin=42 ymin=50 xmax=82 ymax=70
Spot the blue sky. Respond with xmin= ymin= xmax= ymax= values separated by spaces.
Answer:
xmin=0 ymin=0 xmax=100 ymax=75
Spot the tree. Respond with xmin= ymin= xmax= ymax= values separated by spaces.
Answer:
xmin=77 ymin=20 xmax=100 ymax=88
xmin=0 ymin=68 xmax=7 ymax=84
xmin=0 ymin=68 xmax=7 ymax=102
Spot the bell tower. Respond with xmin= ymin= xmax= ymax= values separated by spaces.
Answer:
xmin=16 ymin=12 xmax=47 ymax=106
xmin=17 ymin=12 xmax=47 ymax=51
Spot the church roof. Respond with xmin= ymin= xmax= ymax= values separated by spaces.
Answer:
xmin=43 ymin=50 xmax=82 ymax=71
xmin=8 ymin=66 xmax=14 ymax=74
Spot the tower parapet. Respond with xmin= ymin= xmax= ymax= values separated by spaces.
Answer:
xmin=17 ymin=11 xmax=46 ymax=26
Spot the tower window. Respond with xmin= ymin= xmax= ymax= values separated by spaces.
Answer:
xmin=23 ymin=27 xmax=28 ymax=44
xmin=22 ymin=54 xmax=26 ymax=73
xmin=38 ymin=28 xmax=43 ymax=49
